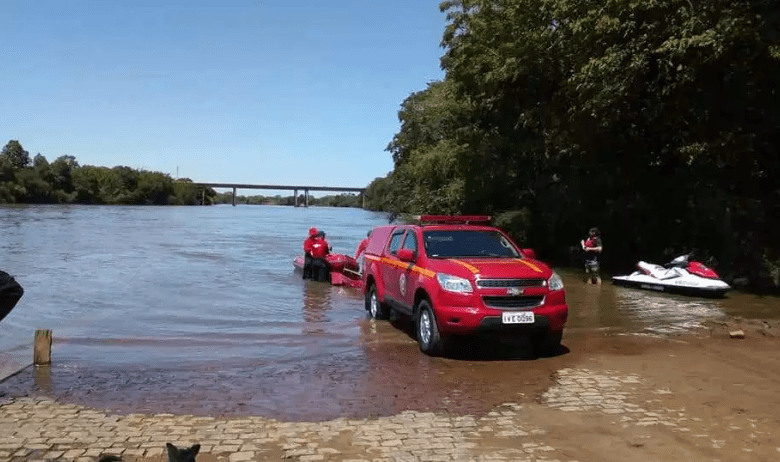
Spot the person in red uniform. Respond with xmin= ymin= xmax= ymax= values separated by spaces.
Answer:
xmin=354 ymin=230 xmax=372 ymax=273
xmin=302 ymin=227 xmax=318 ymax=279
xmin=310 ymin=231 xmax=331 ymax=282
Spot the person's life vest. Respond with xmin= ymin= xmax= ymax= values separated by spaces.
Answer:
xmin=304 ymin=227 xmax=319 ymax=255
xmin=584 ymin=237 xmax=599 ymax=249
xmin=303 ymin=236 xmax=317 ymax=255
xmin=311 ymin=237 xmax=329 ymax=259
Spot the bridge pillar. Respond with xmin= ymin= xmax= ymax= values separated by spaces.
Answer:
xmin=232 ymin=187 xmax=237 ymax=206
xmin=294 ymin=189 xmax=298 ymax=207
xmin=305 ymin=189 xmax=309 ymax=207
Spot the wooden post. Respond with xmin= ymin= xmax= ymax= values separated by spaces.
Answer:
xmin=34 ymin=329 xmax=52 ymax=365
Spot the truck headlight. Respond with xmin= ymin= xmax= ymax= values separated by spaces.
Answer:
xmin=436 ymin=273 xmax=473 ymax=294
xmin=548 ymin=272 xmax=564 ymax=291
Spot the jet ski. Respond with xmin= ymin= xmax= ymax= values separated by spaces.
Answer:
xmin=612 ymin=255 xmax=730 ymax=298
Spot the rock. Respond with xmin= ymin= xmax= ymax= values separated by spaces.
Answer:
xmin=729 ymin=330 xmax=746 ymax=339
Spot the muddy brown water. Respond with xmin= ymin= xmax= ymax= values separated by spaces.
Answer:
xmin=1 ymin=205 xmax=779 ymax=421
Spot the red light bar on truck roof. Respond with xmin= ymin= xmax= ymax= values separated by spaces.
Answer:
xmin=417 ymin=215 xmax=492 ymax=225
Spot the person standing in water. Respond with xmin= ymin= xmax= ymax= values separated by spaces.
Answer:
xmin=581 ymin=227 xmax=603 ymax=285
xmin=310 ymin=231 xmax=331 ymax=282
xmin=302 ymin=227 xmax=319 ymax=279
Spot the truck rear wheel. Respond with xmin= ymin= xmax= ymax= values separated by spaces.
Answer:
xmin=366 ymin=284 xmax=390 ymax=320
xmin=416 ymin=300 xmax=446 ymax=356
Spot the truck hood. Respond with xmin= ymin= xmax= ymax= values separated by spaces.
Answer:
xmin=427 ymin=257 xmax=552 ymax=280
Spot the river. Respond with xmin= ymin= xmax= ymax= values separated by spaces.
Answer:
xmin=1 ymin=204 xmax=778 ymax=420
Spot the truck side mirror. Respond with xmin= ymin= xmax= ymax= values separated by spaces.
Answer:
xmin=397 ymin=249 xmax=416 ymax=262
xmin=521 ymin=248 xmax=536 ymax=260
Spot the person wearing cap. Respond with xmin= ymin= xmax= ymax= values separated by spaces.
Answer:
xmin=0 ymin=269 xmax=24 ymax=323
xmin=580 ymin=227 xmax=603 ymax=284
xmin=310 ymin=230 xmax=331 ymax=282
xmin=302 ymin=227 xmax=318 ymax=279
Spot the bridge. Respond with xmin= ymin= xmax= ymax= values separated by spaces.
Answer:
xmin=193 ymin=182 xmax=367 ymax=207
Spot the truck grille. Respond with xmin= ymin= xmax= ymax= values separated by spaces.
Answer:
xmin=476 ymin=278 xmax=545 ymax=288
xmin=482 ymin=295 xmax=544 ymax=309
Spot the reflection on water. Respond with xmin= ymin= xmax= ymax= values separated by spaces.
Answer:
xmin=33 ymin=365 xmax=52 ymax=394
xmin=302 ymin=281 xmax=332 ymax=333
xmin=562 ymin=267 xmax=780 ymax=335
xmin=612 ymin=288 xmax=724 ymax=334
xmin=562 ymin=269 xmax=725 ymax=335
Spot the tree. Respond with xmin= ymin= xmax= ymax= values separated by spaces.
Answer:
xmin=1 ymin=140 xmax=31 ymax=169
xmin=382 ymin=79 xmax=471 ymax=214
xmin=49 ymin=156 xmax=78 ymax=192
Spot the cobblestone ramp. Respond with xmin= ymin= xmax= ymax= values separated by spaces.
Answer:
xmin=0 ymin=397 xmax=575 ymax=462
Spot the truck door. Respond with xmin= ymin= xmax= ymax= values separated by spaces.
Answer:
xmin=398 ymin=230 xmax=419 ymax=310
xmin=381 ymin=228 xmax=406 ymax=309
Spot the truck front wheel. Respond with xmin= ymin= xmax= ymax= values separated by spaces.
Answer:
xmin=416 ymin=300 xmax=446 ymax=356
xmin=533 ymin=330 xmax=563 ymax=357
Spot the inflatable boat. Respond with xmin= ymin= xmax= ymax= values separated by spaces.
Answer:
xmin=293 ymin=253 xmax=363 ymax=289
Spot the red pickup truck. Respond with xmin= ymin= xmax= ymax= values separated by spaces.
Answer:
xmin=361 ymin=215 xmax=568 ymax=356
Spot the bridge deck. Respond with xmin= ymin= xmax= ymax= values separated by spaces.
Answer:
xmin=191 ymin=182 xmax=365 ymax=207
xmin=194 ymin=183 xmax=364 ymax=193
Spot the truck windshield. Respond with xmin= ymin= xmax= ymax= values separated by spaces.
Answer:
xmin=423 ymin=230 xmax=520 ymax=258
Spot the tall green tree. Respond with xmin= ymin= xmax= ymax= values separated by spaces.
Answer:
xmin=386 ymin=0 xmax=780 ymax=289
xmin=0 ymin=140 xmax=31 ymax=170
xmin=384 ymin=79 xmax=470 ymax=213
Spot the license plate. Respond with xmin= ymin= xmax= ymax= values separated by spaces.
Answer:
xmin=502 ymin=311 xmax=535 ymax=324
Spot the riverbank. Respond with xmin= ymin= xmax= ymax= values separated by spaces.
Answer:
xmin=0 ymin=352 xmax=27 ymax=385
xmin=2 ymin=318 xmax=780 ymax=461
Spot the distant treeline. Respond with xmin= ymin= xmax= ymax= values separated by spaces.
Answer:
xmin=0 ymin=140 xmax=214 ymax=205
xmin=0 ymin=139 xmax=364 ymax=208
xmin=361 ymin=0 xmax=780 ymax=292
xmin=212 ymin=191 xmax=362 ymax=207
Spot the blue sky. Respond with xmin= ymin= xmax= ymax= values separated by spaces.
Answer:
xmin=1 ymin=1 xmax=447 ymax=192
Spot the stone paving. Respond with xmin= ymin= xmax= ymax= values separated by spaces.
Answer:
xmin=2 ymin=366 xmax=779 ymax=461
xmin=0 ymin=396 xmax=569 ymax=462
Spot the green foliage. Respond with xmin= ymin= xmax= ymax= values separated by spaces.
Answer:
xmin=317 ymin=193 xmax=362 ymax=208
xmin=493 ymin=209 xmax=532 ymax=244
xmin=0 ymin=142 xmax=207 ymax=206
xmin=1 ymin=140 xmax=31 ymax=170
xmin=376 ymin=80 xmax=471 ymax=214
xmin=364 ymin=175 xmax=394 ymax=211
xmin=365 ymin=0 xmax=780 ymax=291
xmin=211 ymin=191 xmax=363 ymax=207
